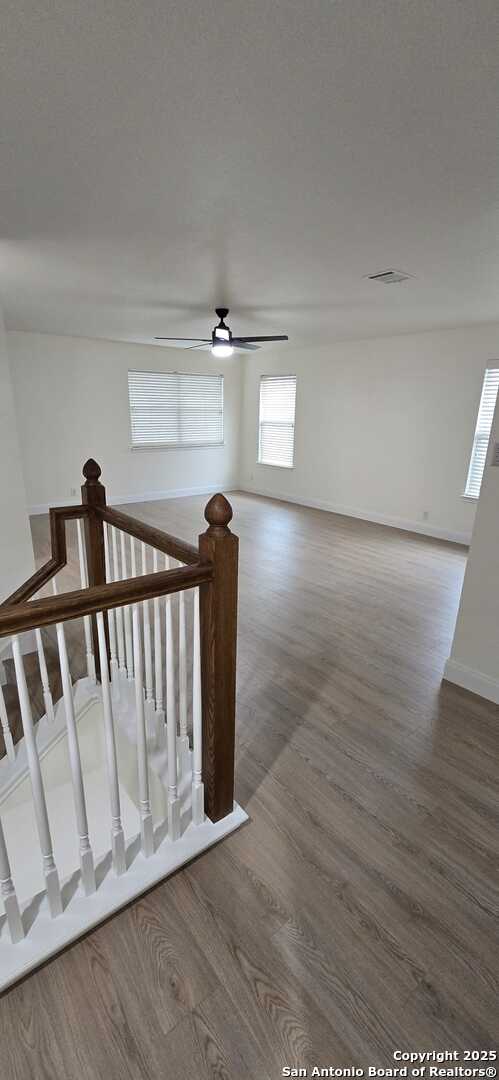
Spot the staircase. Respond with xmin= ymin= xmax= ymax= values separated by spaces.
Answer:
xmin=0 ymin=459 xmax=246 ymax=991
xmin=1 ymin=631 xmax=63 ymax=758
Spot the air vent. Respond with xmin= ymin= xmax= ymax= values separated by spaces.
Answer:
xmin=367 ymin=269 xmax=411 ymax=284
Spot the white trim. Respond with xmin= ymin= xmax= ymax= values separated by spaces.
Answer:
xmin=256 ymin=462 xmax=295 ymax=470
xmin=0 ymin=802 xmax=247 ymax=992
xmin=130 ymin=442 xmax=225 ymax=452
xmin=28 ymin=479 xmax=472 ymax=545
xmin=240 ymin=484 xmax=472 ymax=545
xmin=443 ymin=657 xmax=499 ymax=705
xmin=28 ymin=481 xmax=239 ymax=517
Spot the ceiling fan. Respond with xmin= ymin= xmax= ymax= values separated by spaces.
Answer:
xmin=155 ymin=308 xmax=288 ymax=358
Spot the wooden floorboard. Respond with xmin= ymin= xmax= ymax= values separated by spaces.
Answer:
xmin=1 ymin=493 xmax=498 ymax=1075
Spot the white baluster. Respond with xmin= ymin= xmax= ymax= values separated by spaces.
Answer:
xmin=153 ymin=549 xmax=165 ymax=745
xmin=191 ymin=587 xmax=204 ymax=825
xmin=0 ymin=813 xmax=24 ymax=943
xmin=112 ymin=527 xmax=127 ymax=678
xmin=0 ymin=682 xmax=15 ymax=763
xmin=132 ymin=604 xmax=154 ymax=856
xmin=120 ymin=531 xmax=134 ymax=680
xmin=103 ymin=524 xmax=119 ymax=688
xmin=178 ymin=577 xmax=190 ymax=776
xmin=56 ymin=621 xmax=96 ymax=895
xmin=96 ymin=612 xmax=126 ymax=876
xmin=76 ymin=519 xmax=96 ymax=683
xmin=165 ymin=555 xmax=180 ymax=840
xmin=141 ymin=543 xmax=155 ymax=740
xmin=35 ymin=628 xmax=55 ymax=724
xmin=11 ymin=636 xmax=62 ymax=917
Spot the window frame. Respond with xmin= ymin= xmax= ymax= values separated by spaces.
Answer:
xmin=257 ymin=374 xmax=297 ymax=470
xmin=128 ymin=368 xmax=224 ymax=452
xmin=463 ymin=366 xmax=499 ymax=500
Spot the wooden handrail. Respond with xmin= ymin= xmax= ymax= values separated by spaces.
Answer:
xmin=97 ymin=506 xmax=200 ymax=566
xmin=2 ymin=465 xmax=200 ymax=612
xmin=0 ymin=564 xmax=212 ymax=638
xmin=2 ymin=506 xmax=89 ymax=607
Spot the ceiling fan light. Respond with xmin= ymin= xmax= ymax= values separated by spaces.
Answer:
xmin=212 ymin=343 xmax=234 ymax=358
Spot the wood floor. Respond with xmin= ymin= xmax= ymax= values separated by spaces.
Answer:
xmin=2 ymin=493 xmax=499 ymax=1075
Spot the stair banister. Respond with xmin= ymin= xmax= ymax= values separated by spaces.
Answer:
xmin=102 ymin=522 xmax=119 ymax=684
xmin=0 ymin=458 xmax=244 ymax=988
xmin=0 ymin=458 xmax=238 ymax=827
xmin=199 ymin=493 xmax=238 ymax=822
xmin=0 ymin=813 xmax=24 ymax=943
xmin=81 ymin=458 xmax=109 ymax=682
xmin=11 ymin=636 xmax=63 ymax=917
xmin=96 ymin=610 xmax=126 ymax=875
xmin=164 ymin=554 xmax=180 ymax=841
xmin=0 ymin=563 xmax=212 ymax=635
xmin=111 ymin=525 xmax=127 ymax=678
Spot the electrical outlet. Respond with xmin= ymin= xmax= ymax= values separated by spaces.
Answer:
xmin=70 ymin=487 xmax=77 ymax=497
xmin=422 ymin=510 xmax=429 ymax=521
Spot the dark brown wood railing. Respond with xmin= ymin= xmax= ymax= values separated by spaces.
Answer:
xmin=0 ymin=458 xmax=238 ymax=822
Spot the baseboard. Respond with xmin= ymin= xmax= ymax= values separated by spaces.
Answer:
xmin=443 ymin=658 xmax=499 ymax=705
xmin=29 ymin=480 xmax=471 ymax=545
xmin=239 ymin=484 xmax=471 ymax=546
xmin=0 ymin=803 xmax=248 ymax=993
xmin=28 ymin=481 xmax=239 ymax=517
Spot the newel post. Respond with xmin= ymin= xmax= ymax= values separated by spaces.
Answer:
xmin=199 ymin=494 xmax=238 ymax=822
xmin=81 ymin=459 xmax=109 ymax=681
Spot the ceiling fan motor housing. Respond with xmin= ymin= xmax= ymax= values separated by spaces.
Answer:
xmin=213 ymin=308 xmax=232 ymax=345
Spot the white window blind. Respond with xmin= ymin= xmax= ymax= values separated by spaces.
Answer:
xmin=465 ymin=368 xmax=499 ymax=498
xmin=258 ymin=375 xmax=297 ymax=468
xmin=128 ymin=370 xmax=224 ymax=449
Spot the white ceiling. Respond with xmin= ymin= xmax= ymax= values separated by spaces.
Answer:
xmin=2 ymin=0 xmax=499 ymax=348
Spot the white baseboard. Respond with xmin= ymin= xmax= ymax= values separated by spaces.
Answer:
xmin=239 ymin=484 xmax=471 ymax=546
xmin=0 ymin=802 xmax=247 ymax=993
xmin=443 ymin=657 xmax=499 ymax=705
xmin=29 ymin=479 xmax=471 ymax=546
xmin=28 ymin=481 xmax=239 ymax=517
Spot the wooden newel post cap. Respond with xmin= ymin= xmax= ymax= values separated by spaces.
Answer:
xmin=204 ymin=493 xmax=233 ymax=534
xmin=82 ymin=458 xmax=102 ymax=484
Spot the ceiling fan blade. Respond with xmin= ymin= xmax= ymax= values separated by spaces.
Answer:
xmin=233 ymin=341 xmax=260 ymax=351
xmin=154 ymin=337 xmax=211 ymax=343
xmin=185 ymin=342 xmax=212 ymax=350
xmin=231 ymin=335 xmax=288 ymax=344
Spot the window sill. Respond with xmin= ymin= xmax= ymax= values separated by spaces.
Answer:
xmin=257 ymin=461 xmax=295 ymax=470
xmin=461 ymin=492 xmax=478 ymax=501
xmin=130 ymin=442 xmax=225 ymax=452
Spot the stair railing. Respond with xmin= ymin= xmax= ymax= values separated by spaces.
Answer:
xmin=0 ymin=458 xmax=238 ymax=950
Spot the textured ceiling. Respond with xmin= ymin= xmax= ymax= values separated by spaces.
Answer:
xmin=2 ymin=0 xmax=499 ymax=347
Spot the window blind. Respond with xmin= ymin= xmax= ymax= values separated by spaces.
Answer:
xmin=465 ymin=368 xmax=499 ymax=498
xmin=258 ymin=375 xmax=297 ymax=468
xmin=128 ymin=370 xmax=224 ymax=449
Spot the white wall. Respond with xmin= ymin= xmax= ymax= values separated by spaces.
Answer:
xmin=444 ymin=390 xmax=499 ymax=703
xmin=240 ymin=323 xmax=499 ymax=544
xmin=8 ymin=332 xmax=243 ymax=513
xmin=0 ymin=311 xmax=34 ymax=599
xmin=9 ymin=323 xmax=499 ymax=548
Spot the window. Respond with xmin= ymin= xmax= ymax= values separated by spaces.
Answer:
xmin=465 ymin=368 xmax=499 ymax=498
xmin=258 ymin=375 xmax=297 ymax=468
xmin=128 ymin=370 xmax=224 ymax=449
